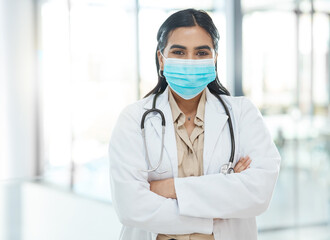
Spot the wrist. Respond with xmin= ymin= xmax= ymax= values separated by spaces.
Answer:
xmin=169 ymin=178 xmax=177 ymax=199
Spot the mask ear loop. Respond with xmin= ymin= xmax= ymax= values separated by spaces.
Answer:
xmin=159 ymin=51 xmax=166 ymax=78
xmin=211 ymin=49 xmax=217 ymax=61
xmin=159 ymin=51 xmax=167 ymax=61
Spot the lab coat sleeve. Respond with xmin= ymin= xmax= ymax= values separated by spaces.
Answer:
xmin=174 ymin=97 xmax=281 ymax=219
xmin=108 ymin=104 xmax=213 ymax=234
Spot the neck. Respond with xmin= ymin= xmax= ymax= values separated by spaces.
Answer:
xmin=170 ymin=88 xmax=203 ymax=115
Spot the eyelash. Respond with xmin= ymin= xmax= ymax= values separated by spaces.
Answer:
xmin=197 ymin=51 xmax=209 ymax=56
xmin=172 ymin=50 xmax=184 ymax=55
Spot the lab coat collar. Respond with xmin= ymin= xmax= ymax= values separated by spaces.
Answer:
xmin=142 ymin=86 xmax=232 ymax=176
xmin=203 ymin=88 xmax=230 ymax=174
xmin=142 ymin=86 xmax=232 ymax=113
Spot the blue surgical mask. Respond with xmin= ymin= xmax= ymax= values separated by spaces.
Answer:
xmin=161 ymin=52 xmax=216 ymax=100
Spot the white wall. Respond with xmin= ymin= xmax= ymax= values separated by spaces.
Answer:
xmin=0 ymin=0 xmax=38 ymax=179
xmin=0 ymin=0 xmax=9 ymax=178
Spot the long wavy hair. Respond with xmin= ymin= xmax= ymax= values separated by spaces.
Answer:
xmin=144 ymin=8 xmax=230 ymax=98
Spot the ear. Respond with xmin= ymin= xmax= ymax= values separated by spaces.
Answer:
xmin=157 ymin=50 xmax=164 ymax=70
xmin=214 ymin=52 xmax=218 ymax=64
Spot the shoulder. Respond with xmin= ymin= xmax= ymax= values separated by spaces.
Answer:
xmin=110 ymin=95 xmax=154 ymax=141
xmin=220 ymin=95 xmax=260 ymax=118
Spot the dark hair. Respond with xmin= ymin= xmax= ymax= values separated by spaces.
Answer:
xmin=144 ymin=8 xmax=230 ymax=98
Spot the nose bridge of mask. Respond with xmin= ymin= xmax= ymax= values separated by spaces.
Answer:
xmin=164 ymin=59 xmax=216 ymax=79
xmin=160 ymin=53 xmax=216 ymax=76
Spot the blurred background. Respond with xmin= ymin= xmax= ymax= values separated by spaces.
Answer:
xmin=0 ymin=0 xmax=330 ymax=239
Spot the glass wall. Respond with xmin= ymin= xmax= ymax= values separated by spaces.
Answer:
xmin=242 ymin=0 xmax=330 ymax=231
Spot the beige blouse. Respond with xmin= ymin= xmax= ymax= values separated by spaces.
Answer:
xmin=156 ymin=89 xmax=214 ymax=240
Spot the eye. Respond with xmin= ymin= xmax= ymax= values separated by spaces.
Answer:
xmin=172 ymin=50 xmax=184 ymax=55
xmin=197 ymin=51 xmax=209 ymax=56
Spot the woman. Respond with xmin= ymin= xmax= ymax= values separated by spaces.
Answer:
xmin=109 ymin=9 xmax=281 ymax=240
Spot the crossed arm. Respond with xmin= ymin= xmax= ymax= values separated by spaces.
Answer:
xmin=149 ymin=156 xmax=252 ymax=221
xmin=149 ymin=155 xmax=252 ymax=199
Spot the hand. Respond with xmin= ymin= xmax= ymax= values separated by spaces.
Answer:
xmin=233 ymin=156 xmax=251 ymax=173
xmin=149 ymin=178 xmax=177 ymax=199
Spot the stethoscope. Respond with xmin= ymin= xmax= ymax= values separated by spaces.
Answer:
xmin=140 ymin=90 xmax=235 ymax=175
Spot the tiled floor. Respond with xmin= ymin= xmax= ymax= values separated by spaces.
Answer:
xmin=259 ymin=225 xmax=330 ymax=240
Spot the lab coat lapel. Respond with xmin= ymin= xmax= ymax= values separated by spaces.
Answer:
xmin=203 ymin=89 xmax=229 ymax=175
xmin=143 ymin=87 xmax=178 ymax=177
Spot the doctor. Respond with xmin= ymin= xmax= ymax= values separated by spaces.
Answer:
xmin=109 ymin=8 xmax=281 ymax=240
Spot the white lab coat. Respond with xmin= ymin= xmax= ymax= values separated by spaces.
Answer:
xmin=108 ymin=86 xmax=281 ymax=240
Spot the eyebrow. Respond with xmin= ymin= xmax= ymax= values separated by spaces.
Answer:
xmin=170 ymin=44 xmax=212 ymax=51
xmin=195 ymin=45 xmax=212 ymax=51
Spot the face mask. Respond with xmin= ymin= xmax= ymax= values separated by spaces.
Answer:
xmin=161 ymin=52 xmax=216 ymax=100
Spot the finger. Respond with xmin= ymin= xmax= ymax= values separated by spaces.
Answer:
xmin=243 ymin=157 xmax=252 ymax=168
xmin=236 ymin=157 xmax=251 ymax=172
xmin=234 ymin=156 xmax=249 ymax=172
xmin=234 ymin=157 xmax=245 ymax=172
xmin=243 ymin=156 xmax=250 ymax=162
xmin=239 ymin=158 xmax=252 ymax=171
xmin=236 ymin=163 xmax=245 ymax=173
xmin=237 ymin=156 xmax=248 ymax=164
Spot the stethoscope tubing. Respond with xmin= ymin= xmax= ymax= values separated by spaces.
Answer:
xmin=140 ymin=92 xmax=167 ymax=173
xmin=140 ymin=90 xmax=235 ymax=174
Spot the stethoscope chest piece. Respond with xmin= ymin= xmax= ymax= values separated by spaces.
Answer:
xmin=220 ymin=162 xmax=235 ymax=175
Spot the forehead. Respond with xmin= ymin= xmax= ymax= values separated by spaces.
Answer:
xmin=166 ymin=25 xmax=213 ymax=48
